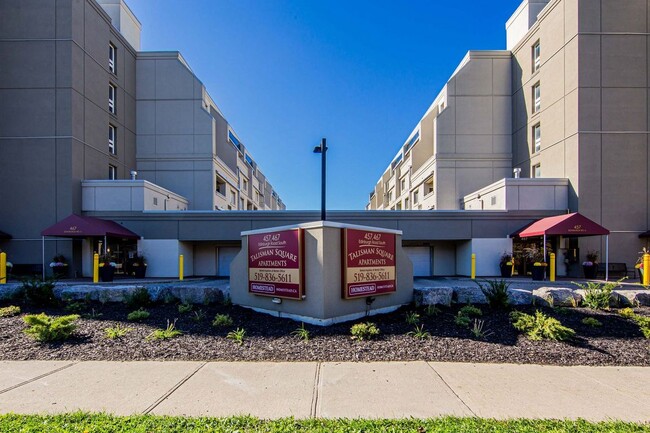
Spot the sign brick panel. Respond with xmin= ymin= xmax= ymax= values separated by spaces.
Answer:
xmin=248 ymin=229 xmax=303 ymax=300
xmin=343 ymin=228 xmax=396 ymax=299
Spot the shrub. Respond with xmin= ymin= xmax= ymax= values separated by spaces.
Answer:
xmin=104 ymin=324 xmax=132 ymax=339
xmin=227 ymin=328 xmax=246 ymax=345
xmin=291 ymin=323 xmax=310 ymax=341
xmin=581 ymin=317 xmax=602 ymax=327
xmin=178 ymin=303 xmax=192 ymax=314
xmin=23 ymin=313 xmax=79 ymax=342
xmin=407 ymin=324 xmax=430 ymax=340
xmin=476 ymin=279 xmax=510 ymax=310
xmin=459 ymin=305 xmax=482 ymax=318
xmin=404 ymin=311 xmax=420 ymax=325
xmin=574 ymin=279 xmax=624 ymax=310
xmin=64 ymin=301 xmax=87 ymax=313
xmin=191 ymin=309 xmax=206 ymax=322
xmin=470 ymin=319 xmax=493 ymax=339
xmin=632 ymin=315 xmax=650 ymax=339
xmin=454 ymin=313 xmax=471 ymax=328
xmin=619 ymin=308 xmax=636 ymax=319
xmin=147 ymin=320 xmax=182 ymax=341
xmin=125 ymin=287 xmax=151 ymax=309
xmin=23 ymin=279 xmax=57 ymax=306
xmin=350 ymin=322 xmax=380 ymax=341
xmin=510 ymin=310 xmax=575 ymax=341
xmin=0 ymin=305 xmax=21 ymax=317
xmin=127 ymin=308 xmax=150 ymax=322
xmin=424 ymin=305 xmax=441 ymax=316
xmin=212 ymin=313 xmax=233 ymax=327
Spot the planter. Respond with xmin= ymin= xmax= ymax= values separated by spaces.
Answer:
xmin=500 ymin=264 xmax=513 ymax=278
xmin=52 ymin=266 xmax=68 ymax=279
xmin=531 ymin=266 xmax=546 ymax=281
xmin=583 ymin=265 xmax=597 ymax=279
xmin=133 ymin=265 xmax=147 ymax=279
xmin=100 ymin=266 xmax=115 ymax=282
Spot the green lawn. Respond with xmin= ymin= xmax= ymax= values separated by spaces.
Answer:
xmin=0 ymin=414 xmax=648 ymax=433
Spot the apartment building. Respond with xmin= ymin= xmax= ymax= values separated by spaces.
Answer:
xmin=0 ymin=0 xmax=284 ymax=271
xmin=368 ymin=51 xmax=513 ymax=211
xmin=135 ymin=52 xmax=285 ymax=211
xmin=368 ymin=0 xmax=650 ymax=267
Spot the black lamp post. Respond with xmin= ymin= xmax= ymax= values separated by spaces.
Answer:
xmin=313 ymin=138 xmax=327 ymax=221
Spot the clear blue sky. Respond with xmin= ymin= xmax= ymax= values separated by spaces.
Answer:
xmin=126 ymin=0 xmax=523 ymax=210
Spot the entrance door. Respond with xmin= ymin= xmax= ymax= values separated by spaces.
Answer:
xmin=217 ymin=247 xmax=240 ymax=277
xmin=405 ymin=246 xmax=432 ymax=277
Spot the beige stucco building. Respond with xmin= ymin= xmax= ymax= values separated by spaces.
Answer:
xmin=368 ymin=0 xmax=650 ymax=267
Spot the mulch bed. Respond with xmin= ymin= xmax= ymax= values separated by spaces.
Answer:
xmin=0 ymin=299 xmax=648 ymax=366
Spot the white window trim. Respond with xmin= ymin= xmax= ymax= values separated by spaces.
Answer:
xmin=108 ymin=124 xmax=116 ymax=155
xmin=533 ymin=41 xmax=541 ymax=72
xmin=108 ymin=84 xmax=116 ymax=114
xmin=533 ymin=124 xmax=541 ymax=153
xmin=108 ymin=164 xmax=117 ymax=180
xmin=533 ymin=82 xmax=541 ymax=113
xmin=109 ymin=43 xmax=116 ymax=74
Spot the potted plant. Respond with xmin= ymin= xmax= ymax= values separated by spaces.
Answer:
xmin=582 ymin=250 xmax=599 ymax=279
xmin=525 ymin=246 xmax=547 ymax=281
xmin=49 ymin=254 xmax=69 ymax=278
xmin=636 ymin=247 xmax=648 ymax=281
xmin=99 ymin=254 xmax=116 ymax=282
xmin=499 ymin=252 xmax=514 ymax=278
xmin=131 ymin=253 xmax=147 ymax=279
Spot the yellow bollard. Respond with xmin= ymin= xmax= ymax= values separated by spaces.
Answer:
xmin=549 ymin=253 xmax=556 ymax=282
xmin=0 ymin=252 xmax=6 ymax=284
xmin=93 ymin=253 xmax=99 ymax=283
xmin=471 ymin=253 xmax=476 ymax=280
xmin=179 ymin=254 xmax=184 ymax=281
xmin=643 ymin=253 xmax=650 ymax=287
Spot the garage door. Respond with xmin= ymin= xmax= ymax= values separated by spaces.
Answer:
xmin=217 ymin=247 xmax=240 ymax=277
xmin=405 ymin=246 xmax=432 ymax=277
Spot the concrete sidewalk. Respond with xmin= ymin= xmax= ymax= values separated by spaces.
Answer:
xmin=0 ymin=361 xmax=648 ymax=422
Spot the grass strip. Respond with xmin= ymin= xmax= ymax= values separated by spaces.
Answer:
xmin=0 ymin=413 xmax=647 ymax=433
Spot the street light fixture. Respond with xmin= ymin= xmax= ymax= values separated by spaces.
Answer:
xmin=313 ymin=138 xmax=327 ymax=221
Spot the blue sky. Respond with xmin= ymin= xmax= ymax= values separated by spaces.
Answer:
xmin=126 ymin=0 xmax=523 ymax=210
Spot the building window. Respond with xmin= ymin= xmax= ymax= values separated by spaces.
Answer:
xmin=242 ymin=178 xmax=248 ymax=193
xmin=425 ymin=176 xmax=434 ymax=196
xmin=387 ymin=190 xmax=393 ymax=202
xmin=109 ymin=43 xmax=116 ymax=74
xmin=533 ymin=164 xmax=541 ymax=178
xmin=413 ymin=190 xmax=419 ymax=204
xmin=108 ymin=124 xmax=116 ymax=155
xmin=230 ymin=189 xmax=236 ymax=205
xmin=532 ymin=82 xmax=540 ymax=113
xmin=153 ymin=197 xmax=158 ymax=206
xmin=108 ymin=84 xmax=116 ymax=114
xmin=533 ymin=123 xmax=541 ymax=153
xmin=404 ymin=197 xmax=410 ymax=209
xmin=108 ymin=164 xmax=117 ymax=180
xmin=532 ymin=40 xmax=541 ymax=72
xmin=216 ymin=175 xmax=226 ymax=196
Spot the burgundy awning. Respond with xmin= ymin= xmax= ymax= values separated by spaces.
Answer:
xmin=41 ymin=214 xmax=139 ymax=239
xmin=518 ymin=213 xmax=609 ymax=238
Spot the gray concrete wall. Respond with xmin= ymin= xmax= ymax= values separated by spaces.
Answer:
xmin=0 ymin=0 xmax=137 ymax=270
xmin=135 ymin=52 xmax=217 ymax=211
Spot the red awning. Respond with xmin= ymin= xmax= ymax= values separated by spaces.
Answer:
xmin=518 ymin=213 xmax=609 ymax=238
xmin=41 ymin=214 xmax=139 ymax=239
